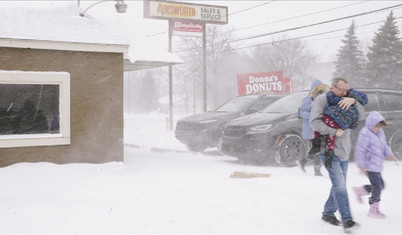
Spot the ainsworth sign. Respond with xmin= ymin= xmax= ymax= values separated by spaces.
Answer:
xmin=237 ymin=71 xmax=292 ymax=95
xmin=144 ymin=0 xmax=228 ymax=24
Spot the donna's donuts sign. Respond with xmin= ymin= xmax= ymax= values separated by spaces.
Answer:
xmin=237 ymin=71 xmax=293 ymax=95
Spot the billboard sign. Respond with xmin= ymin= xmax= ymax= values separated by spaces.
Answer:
xmin=237 ymin=71 xmax=292 ymax=95
xmin=144 ymin=0 xmax=228 ymax=24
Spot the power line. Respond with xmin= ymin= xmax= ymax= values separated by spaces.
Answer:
xmin=227 ymin=3 xmax=402 ymax=44
xmin=175 ymin=16 xmax=402 ymax=59
xmin=230 ymin=22 xmax=402 ymax=52
xmin=235 ymin=1 xmax=369 ymax=32
xmin=173 ymin=3 xmax=401 ymax=53
xmin=146 ymin=2 xmax=401 ymax=57
xmin=148 ymin=2 xmax=402 ymax=55
xmin=306 ymin=20 xmax=402 ymax=43
xmin=229 ymin=1 xmax=276 ymax=15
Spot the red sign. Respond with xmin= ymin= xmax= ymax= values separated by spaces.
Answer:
xmin=172 ymin=21 xmax=203 ymax=37
xmin=237 ymin=71 xmax=292 ymax=95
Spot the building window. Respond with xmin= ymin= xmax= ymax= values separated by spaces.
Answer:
xmin=0 ymin=70 xmax=70 ymax=148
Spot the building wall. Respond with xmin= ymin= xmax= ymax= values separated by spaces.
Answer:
xmin=0 ymin=47 xmax=124 ymax=167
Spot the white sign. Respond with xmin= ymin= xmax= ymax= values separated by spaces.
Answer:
xmin=144 ymin=0 xmax=228 ymax=25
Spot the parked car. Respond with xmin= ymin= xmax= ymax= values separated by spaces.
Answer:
xmin=175 ymin=94 xmax=285 ymax=152
xmin=220 ymin=88 xmax=402 ymax=166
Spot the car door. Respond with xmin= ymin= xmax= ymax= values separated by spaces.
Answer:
xmin=352 ymin=90 xmax=380 ymax=142
xmin=377 ymin=90 xmax=402 ymax=159
xmin=349 ymin=90 xmax=380 ymax=160
xmin=377 ymin=91 xmax=402 ymax=125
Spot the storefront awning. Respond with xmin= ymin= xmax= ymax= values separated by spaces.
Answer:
xmin=124 ymin=40 xmax=183 ymax=71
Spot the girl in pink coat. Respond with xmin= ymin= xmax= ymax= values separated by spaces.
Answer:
xmin=353 ymin=111 xmax=398 ymax=219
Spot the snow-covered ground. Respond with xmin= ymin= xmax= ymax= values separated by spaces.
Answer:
xmin=1 ymin=113 xmax=401 ymax=234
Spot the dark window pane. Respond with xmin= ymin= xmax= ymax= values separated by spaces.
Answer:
xmin=0 ymin=84 xmax=59 ymax=134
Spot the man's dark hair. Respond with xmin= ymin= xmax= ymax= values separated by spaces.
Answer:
xmin=332 ymin=77 xmax=348 ymax=86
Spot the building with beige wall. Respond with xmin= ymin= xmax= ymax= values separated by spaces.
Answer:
xmin=0 ymin=3 xmax=181 ymax=167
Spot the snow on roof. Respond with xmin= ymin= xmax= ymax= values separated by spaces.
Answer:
xmin=0 ymin=3 xmax=129 ymax=53
xmin=0 ymin=2 xmax=182 ymax=70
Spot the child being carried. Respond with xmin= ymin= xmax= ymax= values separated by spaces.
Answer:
xmin=308 ymin=88 xmax=368 ymax=165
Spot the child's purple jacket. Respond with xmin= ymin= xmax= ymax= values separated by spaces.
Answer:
xmin=354 ymin=111 xmax=393 ymax=172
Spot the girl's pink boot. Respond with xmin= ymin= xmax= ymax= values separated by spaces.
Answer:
xmin=368 ymin=202 xmax=386 ymax=219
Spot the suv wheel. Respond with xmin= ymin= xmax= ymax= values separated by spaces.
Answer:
xmin=275 ymin=134 xmax=306 ymax=167
xmin=185 ymin=142 xmax=207 ymax=152
xmin=390 ymin=130 xmax=402 ymax=160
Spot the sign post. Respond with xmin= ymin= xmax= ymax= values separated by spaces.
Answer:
xmin=202 ymin=22 xmax=207 ymax=112
xmin=144 ymin=0 xmax=228 ymax=129
xmin=168 ymin=20 xmax=173 ymax=129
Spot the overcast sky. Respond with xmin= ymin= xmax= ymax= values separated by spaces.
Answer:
xmin=4 ymin=1 xmax=402 ymax=62
xmin=76 ymin=0 xmax=402 ymax=63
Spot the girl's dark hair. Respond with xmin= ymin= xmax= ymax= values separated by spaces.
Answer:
xmin=378 ymin=120 xmax=388 ymax=127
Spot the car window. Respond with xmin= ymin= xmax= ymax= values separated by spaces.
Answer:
xmin=248 ymin=97 xmax=279 ymax=112
xmin=247 ymin=99 xmax=265 ymax=112
xmin=213 ymin=96 xmax=257 ymax=113
xmin=364 ymin=92 xmax=380 ymax=112
xmin=381 ymin=93 xmax=402 ymax=111
xmin=262 ymin=92 xmax=308 ymax=113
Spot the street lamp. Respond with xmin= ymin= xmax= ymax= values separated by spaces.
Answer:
xmin=79 ymin=0 xmax=128 ymax=17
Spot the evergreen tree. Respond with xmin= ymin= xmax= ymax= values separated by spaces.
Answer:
xmin=332 ymin=20 xmax=365 ymax=87
xmin=366 ymin=11 xmax=402 ymax=89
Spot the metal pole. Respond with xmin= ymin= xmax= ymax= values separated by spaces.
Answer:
xmin=127 ymin=72 xmax=132 ymax=114
xmin=80 ymin=0 xmax=109 ymax=17
xmin=168 ymin=20 xmax=174 ymax=130
xmin=193 ymin=69 xmax=196 ymax=114
xmin=202 ymin=23 xmax=207 ymax=112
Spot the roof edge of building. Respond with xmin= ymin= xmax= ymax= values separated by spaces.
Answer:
xmin=0 ymin=38 xmax=129 ymax=53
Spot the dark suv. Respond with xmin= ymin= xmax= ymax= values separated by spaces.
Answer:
xmin=175 ymin=94 xmax=284 ymax=152
xmin=220 ymin=89 xmax=402 ymax=166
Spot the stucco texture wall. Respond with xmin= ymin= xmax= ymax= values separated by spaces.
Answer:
xmin=0 ymin=47 xmax=124 ymax=167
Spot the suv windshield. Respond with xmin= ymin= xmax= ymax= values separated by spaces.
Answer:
xmin=262 ymin=92 xmax=308 ymax=113
xmin=212 ymin=96 xmax=257 ymax=113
